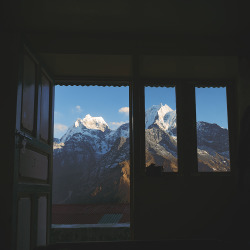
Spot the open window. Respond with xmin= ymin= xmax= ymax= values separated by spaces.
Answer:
xmin=51 ymin=84 xmax=131 ymax=242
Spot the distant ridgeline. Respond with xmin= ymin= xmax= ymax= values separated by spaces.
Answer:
xmin=53 ymin=104 xmax=230 ymax=204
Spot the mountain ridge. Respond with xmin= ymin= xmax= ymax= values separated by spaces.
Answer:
xmin=53 ymin=104 xmax=230 ymax=204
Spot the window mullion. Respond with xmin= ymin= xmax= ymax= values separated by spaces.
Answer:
xmin=131 ymin=81 xmax=145 ymax=177
xmin=176 ymin=83 xmax=198 ymax=176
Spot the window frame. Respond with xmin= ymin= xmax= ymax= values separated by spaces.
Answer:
xmin=50 ymin=77 xmax=236 ymax=243
xmin=142 ymin=79 xmax=235 ymax=177
xmin=53 ymin=78 xmax=236 ymax=179
xmin=193 ymin=81 xmax=236 ymax=176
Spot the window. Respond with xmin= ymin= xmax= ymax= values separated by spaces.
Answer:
xmin=50 ymin=80 xmax=233 ymax=243
xmin=52 ymin=84 xmax=130 ymax=241
xmin=143 ymin=83 xmax=232 ymax=175
xmin=195 ymin=86 xmax=230 ymax=172
xmin=145 ymin=86 xmax=178 ymax=173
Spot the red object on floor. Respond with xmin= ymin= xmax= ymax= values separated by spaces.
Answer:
xmin=52 ymin=203 xmax=130 ymax=224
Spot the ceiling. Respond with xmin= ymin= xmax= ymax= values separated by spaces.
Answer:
xmin=3 ymin=0 xmax=242 ymax=36
xmin=2 ymin=0 xmax=248 ymax=78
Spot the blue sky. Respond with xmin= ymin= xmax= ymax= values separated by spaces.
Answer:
xmin=195 ymin=87 xmax=228 ymax=129
xmin=54 ymin=85 xmax=228 ymax=138
xmin=145 ymin=87 xmax=176 ymax=110
xmin=54 ymin=86 xmax=130 ymax=138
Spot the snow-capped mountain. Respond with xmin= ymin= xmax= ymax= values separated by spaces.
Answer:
xmin=57 ymin=104 xmax=175 ymax=150
xmin=58 ymin=115 xmax=113 ymax=156
xmin=145 ymin=103 xmax=176 ymax=134
xmin=61 ymin=114 xmax=110 ymax=142
xmin=53 ymin=114 xmax=130 ymax=204
xmin=196 ymin=121 xmax=230 ymax=172
xmin=197 ymin=121 xmax=230 ymax=157
xmin=53 ymin=104 xmax=230 ymax=204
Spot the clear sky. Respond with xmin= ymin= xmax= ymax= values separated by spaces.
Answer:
xmin=54 ymin=85 xmax=229 ymax=138
xmin=195 ymin=87 xmax=228 ymax=129
xmin=54 ymin=85 xmax=130 ymax=138
xmin=145 ymin=87 xmax=176 ymax=110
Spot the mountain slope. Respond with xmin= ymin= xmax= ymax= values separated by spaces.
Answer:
xmin=53 ymin=114 xmax=130 ymax=204
xmin=53 ymin=105 xmax=230 ymax=204
xmin=196 ymin=121 xmax=230 ymax=172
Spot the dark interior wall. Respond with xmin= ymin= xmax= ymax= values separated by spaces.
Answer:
xmin=238 ymin=56 xmax=250 ymax=127
xmin=134 ymin=176 xmax=239 ymax=240
xmin=140 ymin=55 xmax=238 ymax=79
xmin=1 ymin=32 xmax=21 ymax=249
xmin=134 ymin=55 xmax=240 ymax=240
xmin=38 ymin=54 xmax=133 ymax=78
xmin=234 ymin=55 xmax=250 ymax=240
xmin=38 ymin=53 xmax=238 ymax=80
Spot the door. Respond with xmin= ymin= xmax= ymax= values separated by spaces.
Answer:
xmin=13 ymin=43 xmax=54 ymax=250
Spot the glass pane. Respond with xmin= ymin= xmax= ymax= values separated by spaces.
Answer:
xmin=22 ymin=54 xmax=36 ymax=132
xmin=52 ymin=85 xmax=130 ymax=241
xmin=40 ymin=73 xmax=50 ymax=142
xmin=145 ymin=86 xmax=178 ymax=173
xmin=195 ymin=87 xmax=230 ymax=172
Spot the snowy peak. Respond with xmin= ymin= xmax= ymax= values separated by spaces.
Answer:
xmin=159 ymin=103 xmax=173 ymax=113
xmin=145 ymin=103 xmax=176 ymax=131
xmin=77 ymin=114 xmax=109 ymax=132
xmin=60 ymin=114 xmax=109 ymax=144
xmin=59 ymin=103 xmax=177 ymax=145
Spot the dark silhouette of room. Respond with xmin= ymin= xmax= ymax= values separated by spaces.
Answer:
xmin=2 ymin=0 xmax=250 ymax=249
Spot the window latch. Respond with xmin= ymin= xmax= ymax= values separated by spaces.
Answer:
xmin=15 ymin=129 xmax=32 ymax=153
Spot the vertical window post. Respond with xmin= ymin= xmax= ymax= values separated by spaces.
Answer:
xmin=176 ymin=83 xmax=198 ymax=175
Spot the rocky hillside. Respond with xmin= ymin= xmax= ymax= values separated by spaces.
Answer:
xmin=53 ymin=115 xmax=130 ymax=204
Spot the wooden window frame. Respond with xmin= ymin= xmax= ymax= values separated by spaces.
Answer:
xmin=50 ymin=75 xmax=236 ymax=243
xmin=141 ymin=79 xmax=236 ymax=177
